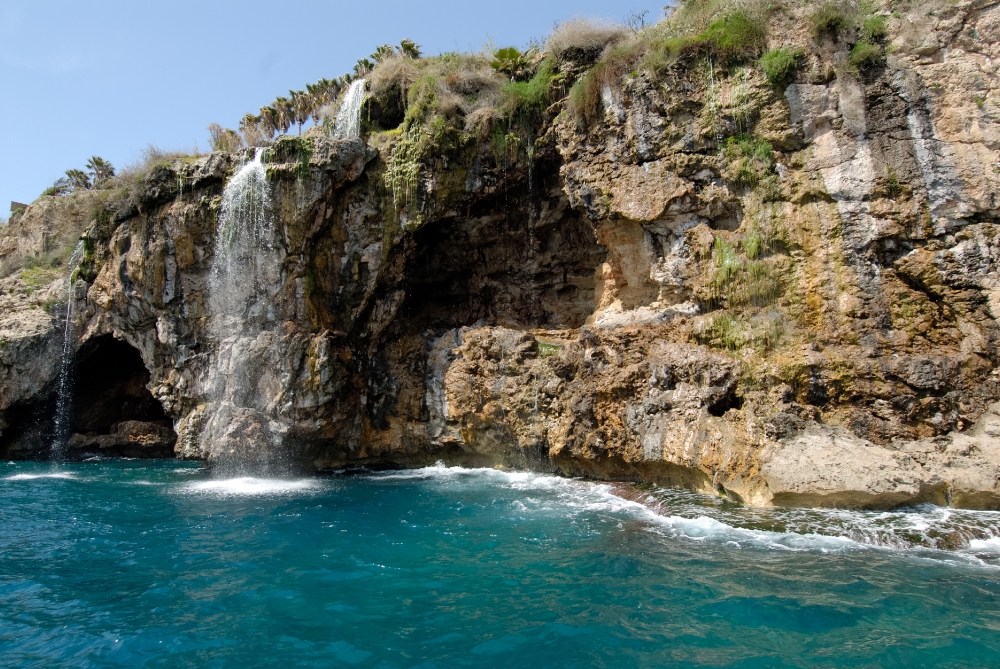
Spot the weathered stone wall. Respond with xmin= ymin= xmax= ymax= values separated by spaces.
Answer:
xmin=1 ymin=0 xmax=999 ymax=508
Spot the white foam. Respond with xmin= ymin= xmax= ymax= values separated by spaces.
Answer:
xmin=180 ymin=477 xmax=320 ymax=497
xmin=969 ymin=537 xmax=1000 ymax=553
xmin=362 ymin=464 xmax=1000 ymax=561
xmin=4 ymin=472 xmax=76 ymax=481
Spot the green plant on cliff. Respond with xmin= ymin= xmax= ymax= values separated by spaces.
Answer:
xmin=709 ymin=229 xmax=783 ymax=309
xmin=810 ymin=2 xmax=851 ymax=39
xmin=722 ymin=134 xmax=773 ymax=188
xmin=885 ymin=167 xmax=903 ymax=199
xmin=848 ymin=40 xmax=883 ymax=71
xmin=19 ymin=265 xmax=61 ymax=290
xmin=704 ymin=312 xmax=745 ymax=351
xmin=860 ymin=13 xmax=888 ymax=42
xmin=758 ymin=47 xmax=802 ymax=86
xmin=384 ymin=125 xmax=423 ymax=211
xmin=491 ymin=47 xmax=532 ymax=81
xmin=568 ymin=2 xmax=768 ymax=124
xmin=491 ymin=57 xmax=557 ymax=164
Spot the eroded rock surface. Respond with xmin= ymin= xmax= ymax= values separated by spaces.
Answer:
xmin=1 ymin=0 xmax=999 ymax=508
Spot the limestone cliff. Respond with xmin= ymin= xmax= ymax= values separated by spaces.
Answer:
xmin=2 ymin=0 xmax=999 ymax=508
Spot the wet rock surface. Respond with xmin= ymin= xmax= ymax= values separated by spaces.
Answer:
xmin=1 ymin=1 xmax=999 ymax=507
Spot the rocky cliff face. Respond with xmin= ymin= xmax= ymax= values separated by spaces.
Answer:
xmin=2 ymin=0 xmax=999 ymax=509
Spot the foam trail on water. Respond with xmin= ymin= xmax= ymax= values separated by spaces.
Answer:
xmin=181 ymin=477 xmax=320 ymax=497
xmin=5 ymin=472 xmax=77 ymax=481
xmin=364 ymin=464 xmax=1000 ymax=562
xmin=333 ymin=79 xmax=366 ymax=139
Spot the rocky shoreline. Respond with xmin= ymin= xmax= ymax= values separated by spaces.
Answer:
xmin=2 ymin=0 xmax=999 ymax=509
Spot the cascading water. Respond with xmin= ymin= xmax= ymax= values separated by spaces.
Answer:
xmin=333 ymin=79 xmax=366 ymax=139
xmin=50 ymin=241 xmax=85 ymax=461
xmin=210 ymin=148 xmax=277 ymax=318
xmin=204 ymin=148 xmax=287 ymax=475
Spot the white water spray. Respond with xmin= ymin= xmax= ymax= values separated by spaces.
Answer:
xmin=333 ymin=79 xmax=366 ymax=140
xmin=50 ymin=241 xmax=85 ymax=461
xmin=204 ymin=148 xmax=287 ymax=474
xmin=210 ymin=148 xmax=278 ymax=321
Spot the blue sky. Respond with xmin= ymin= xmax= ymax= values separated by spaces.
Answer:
xmin=0 ymin=1 xmax=657 ymax=214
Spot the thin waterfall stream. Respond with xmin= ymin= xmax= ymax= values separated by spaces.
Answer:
xmin=333 ymin=79 xmax=366 ymax=139
xmin=204 ymin=147 xmax=286 ymax=475
xmin=49 ymin=241 xmax=85 ymax=462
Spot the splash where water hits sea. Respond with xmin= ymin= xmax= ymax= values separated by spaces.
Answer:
xmin=2 ymin=459 xmax=998 ymax=668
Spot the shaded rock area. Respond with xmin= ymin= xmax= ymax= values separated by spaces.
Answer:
xmin=1 ymin=0 xmax=999 ymax=507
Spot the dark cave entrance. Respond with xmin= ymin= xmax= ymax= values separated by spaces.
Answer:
xmin=394 ymin=203 xmax=607 ymax=334
xmin=66 ymin=335 xmax=177 ymax=458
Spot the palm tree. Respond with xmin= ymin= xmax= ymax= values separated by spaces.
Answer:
xmin=258 ymin=107 xmax=277 ymax=139
xmin=64 ymin=169 xmax=91 ymax=191
xmin=372 ymin=44 xmax=395 ymax=63
xmin=85 ymin=156 xmax=115 ymax=184
xmin=398 ymin=39 xmax=421 ymax=59
xmin=272 ymin=97 xmax=293 ymax=135
xmin=290 ymin=90 xmax=312 ymax=134
xmin=353 ymin=58 xmax=375 ymax=77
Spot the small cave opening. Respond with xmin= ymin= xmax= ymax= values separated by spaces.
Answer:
xmin=67 ymin=335 xmax=177 ymax=458
xmin=707 ymin=388 xmax=745 ymax=417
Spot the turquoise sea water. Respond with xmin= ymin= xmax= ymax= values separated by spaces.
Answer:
xmin=2 ymin=460 xmax=999 ymax=668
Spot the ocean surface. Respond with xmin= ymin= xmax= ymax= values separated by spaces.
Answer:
xmin=1 ymin=459 xmax=999 ymax=668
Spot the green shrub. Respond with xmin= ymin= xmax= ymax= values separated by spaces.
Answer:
xmin=758 ymin=47 xmax=802 ymax=86
xmin=699 ymin=10 xmax=767 ymax=62
xmin=886 ymin=167 xmax=902 ymax=199
xmin=499 ymin=57 xmax=555 ymax=116
xmin=848 ymin=40 xmax=882 ymax=71
xmin=811 ymin=2 xmax=851 ymax=39
xmin=860 ymin=14 xmax=888 ymax=42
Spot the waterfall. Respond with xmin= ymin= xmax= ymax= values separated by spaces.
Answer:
xmin=210 ymin=147 xmax=278 ymax=324
xmin=50 ymin=241 xmax=85 ymax=461
xmin=333 ymin=79 xmax=366 ymax=140
xmin=204 ymin=147 xmax=287 ymax=475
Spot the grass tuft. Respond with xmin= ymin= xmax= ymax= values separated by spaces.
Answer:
xmin=810 ymin=2 xmax=851 ymax=39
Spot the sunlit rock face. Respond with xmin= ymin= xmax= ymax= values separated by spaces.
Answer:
xmin=2 ymin=0 xmax=1000 ymax=508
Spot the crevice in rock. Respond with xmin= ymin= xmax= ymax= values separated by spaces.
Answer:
xmin=707 ymin=387 xmax=744 ymax=417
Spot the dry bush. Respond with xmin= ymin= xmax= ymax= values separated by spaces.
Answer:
xmin=108 ymin=145 xmax=201 ymax=213
xmin=670 ymin=0 xmax=772 ymax=35
xmin=365 ymin=50 xmax=508 ymax=135
xmin=208 ymin=123 xmax=245 ymax=153
xmin=464 ymin=106 xmax=501 ymax=139
xmin=547 ymin=18 xmax=627 ymax=59
xmin=444 ymin=61 xmax=501 ymax=95
xmin=369 ymin=55 xmax=421 ymax=102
